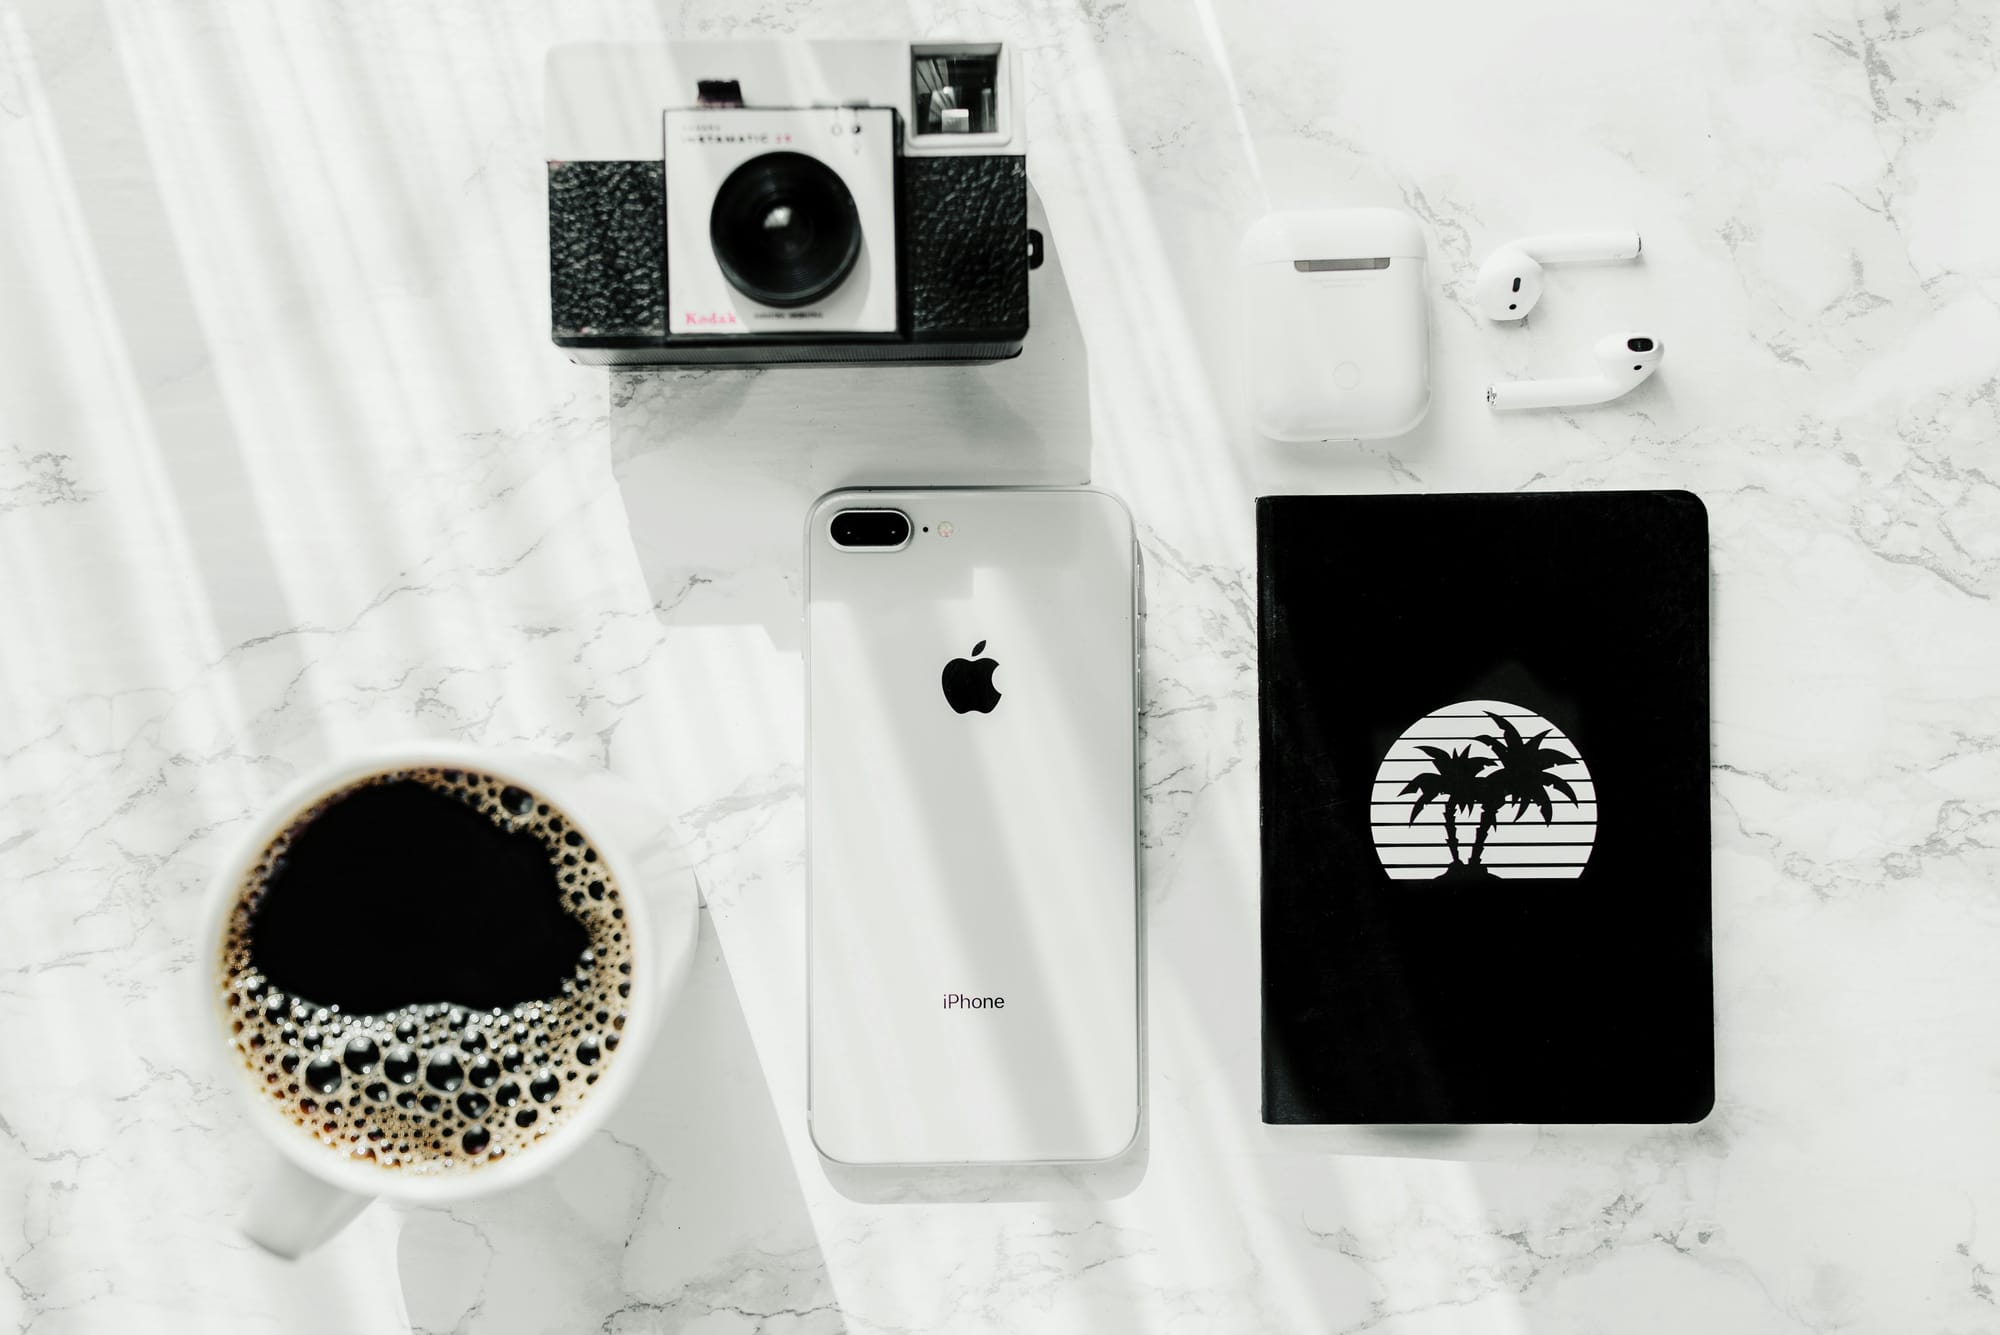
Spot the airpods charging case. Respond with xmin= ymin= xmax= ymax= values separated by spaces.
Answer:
xmin=1241 ymin=208 xmax=1430 ymax=441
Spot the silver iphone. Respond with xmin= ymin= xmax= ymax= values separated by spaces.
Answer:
xmin=805 ymin=487 xmax=1142 ymax=1165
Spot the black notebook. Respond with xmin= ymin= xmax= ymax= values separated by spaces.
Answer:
xmin=1258 ymin=490 xmax=1713 ymax=1124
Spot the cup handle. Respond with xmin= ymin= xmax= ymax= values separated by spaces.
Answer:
xmin=239 ymin=1149 xmax=373 ymax=1258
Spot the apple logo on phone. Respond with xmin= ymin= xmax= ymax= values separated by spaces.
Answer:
xmin=941 ymin=641 xmax=1001 ymax=714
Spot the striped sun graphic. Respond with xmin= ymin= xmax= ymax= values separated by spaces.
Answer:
xmin=1371 ymin=699 xmax=1596 ymax=881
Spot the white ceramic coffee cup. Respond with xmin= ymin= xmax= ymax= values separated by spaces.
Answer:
xmin=196 ymin=743 xmax=701 ymax=1259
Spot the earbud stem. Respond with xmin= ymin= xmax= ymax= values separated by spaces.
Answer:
xmin=1486 ymin=376 xmax=1624 ymax=411
xmin=1517 ymin=231 xmax=1641 ymax=264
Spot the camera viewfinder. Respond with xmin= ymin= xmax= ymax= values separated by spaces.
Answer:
xmin=912 ymin=47 xmax=1001 ymax=136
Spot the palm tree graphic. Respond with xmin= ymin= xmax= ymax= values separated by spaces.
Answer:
xmin=1399 ymin=745 xmax=1492 ymax=866
xmin=1400 ymin=712 xmax=1580 ymax=877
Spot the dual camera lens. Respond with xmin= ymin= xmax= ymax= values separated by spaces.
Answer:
xmin=829 ymin=510 xmax=912 ymax=550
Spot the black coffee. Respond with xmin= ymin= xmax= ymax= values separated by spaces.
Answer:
xmin=219 ymin=768 xmax=634 ymax=1172
xmin=250 ymin=780 xmax=591 ymax=1013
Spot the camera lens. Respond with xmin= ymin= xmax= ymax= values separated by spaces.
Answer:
xmin=829 ymin=510 xmax=912 ymax=549
xmin=1627 ymin=337 xmax=1654 ymax=352
xmin=709 ymin=152 xmax=862 ymax=309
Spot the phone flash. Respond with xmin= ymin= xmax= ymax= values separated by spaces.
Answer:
xmin=936 ymin=521 xmax=955 ymax=538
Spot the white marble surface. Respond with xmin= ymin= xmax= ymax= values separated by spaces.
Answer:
xmin=1 ymin=0 xmax=1996 ymax=1330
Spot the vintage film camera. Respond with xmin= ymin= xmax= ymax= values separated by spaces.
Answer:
xmin=546 ymin=41 xmax=1036 ymax=366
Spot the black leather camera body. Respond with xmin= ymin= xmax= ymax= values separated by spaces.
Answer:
xmin=546 ymin=42 xmax=1034 ymax=367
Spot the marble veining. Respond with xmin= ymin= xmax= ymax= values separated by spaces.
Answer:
xmin=0 ymin=0 xmax=1995 ymax=1331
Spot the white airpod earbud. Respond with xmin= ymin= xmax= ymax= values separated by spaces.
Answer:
xmin=1474 ymin=231 xmax=1642 ymax=321
xmin=1487 ymin=332 xmax=1665 ymax=410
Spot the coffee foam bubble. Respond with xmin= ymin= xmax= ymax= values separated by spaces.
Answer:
xmin=219 ymin=767 xmax=633 ymax=1173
